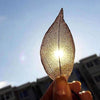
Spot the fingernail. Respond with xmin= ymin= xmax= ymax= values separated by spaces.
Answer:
xmin=79 ymin=91 xmax=90 ymax=95
xmin=72 ymin=81 xmax=76 ymax=83
xmin=79 ymin=91 xmax=84 ymax=95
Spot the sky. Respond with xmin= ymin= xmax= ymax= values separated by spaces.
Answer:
xmin=0 ymin=0 xmax=100 ymax=88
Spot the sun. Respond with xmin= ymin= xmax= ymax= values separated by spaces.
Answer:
xmin=54 ymin=50 xmax=64 ymax=59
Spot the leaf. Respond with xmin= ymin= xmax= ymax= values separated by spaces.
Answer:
xmin=40 ymin=8 xmax=75 ymax=80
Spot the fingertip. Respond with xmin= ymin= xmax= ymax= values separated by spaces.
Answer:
xmin=86 ymin=91 xmax=92 ymax=95
xmin=72 ymin=81 xmax=81 ymax=86
xmin=69 ymin=81 xmax=81 ymax=93
xmin=79 ymin=90 xmax=92 ymax=95
xmin=69 ymin=81 xmax=81 ymax=87
xmin=79 ymin=91 xmax=93 ymax=100
xmin=53 ymin=76 xmax=73 ymax=100
xmin=53 ymin=76 xmax=68 ymax=94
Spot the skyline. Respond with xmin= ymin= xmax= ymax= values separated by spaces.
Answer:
xmin=0 ymin=0 xmax=100 ymax=88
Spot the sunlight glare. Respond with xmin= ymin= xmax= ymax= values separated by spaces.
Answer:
xmin=54 ymin=50 xmax=63 ymax=59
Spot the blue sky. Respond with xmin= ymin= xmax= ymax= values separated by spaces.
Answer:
xmin=0 ymin=0 xmax=100 ymax=87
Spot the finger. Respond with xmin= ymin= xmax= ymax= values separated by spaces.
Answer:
xmin=69 ymin=81 xmax=81 ymax=94
xmin=40 ymin=75 xmax=67 ymax=100
xmin=40 ymin=81 xmax=54 ymax=100
xmin=69 ymin=81 xmax=81 ymax=100
xmin=79 ymin=91 xmax=93 ymax=100
xmin=53 ymin=76 xmax=73 ymax=100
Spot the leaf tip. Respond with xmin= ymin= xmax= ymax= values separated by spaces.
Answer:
xmin=58 ymin=8 xmax=64 ymax=19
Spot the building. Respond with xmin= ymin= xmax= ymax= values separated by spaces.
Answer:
xmin=68 ymin=63 xmax=88 ymax=91
xmin=0 ymin=85 xmax=16 ymax=100
xmin=14 ymin=82 xmax=38 ymax=100
xmin=0 ymin=78 xmax=52 ymax=100
xmin=79 ymin=54 xmax=100 ymax=100
xmin=0 ymin=54 xmax=100 ymax=100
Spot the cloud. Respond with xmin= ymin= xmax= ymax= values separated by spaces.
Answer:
xmin=0 ymin=16 xmax=7 ymax=23
xmin=0 ymin=81 xmax=9 ymax=88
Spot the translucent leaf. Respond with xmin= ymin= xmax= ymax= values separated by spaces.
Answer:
xmin=40 ymin=8 xmax=75 ymax=80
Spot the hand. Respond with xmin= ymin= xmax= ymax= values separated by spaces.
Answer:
xmin=40 ymin=76 xmax=93 ymax=100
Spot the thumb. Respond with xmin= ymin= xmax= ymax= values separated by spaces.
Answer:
xmin=53 ymin=76 xmax=73 ymax=100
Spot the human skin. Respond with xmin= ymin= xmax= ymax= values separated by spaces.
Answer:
xmin=40 ymin=76 xmax=93 ymax=100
